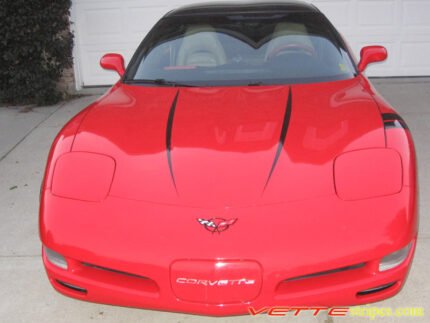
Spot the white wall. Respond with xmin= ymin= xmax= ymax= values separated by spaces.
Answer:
xmin=71 ymin=0 xmax=430 ymax=88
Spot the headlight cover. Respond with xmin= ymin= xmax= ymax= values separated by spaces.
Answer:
xmin=51 ymin=152 xmax=115 ymax=202
xmin=334 ymin=148 xmax=402 ymax=201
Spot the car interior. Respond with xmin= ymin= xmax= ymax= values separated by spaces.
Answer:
xmin=133 ymin=15 xmax=356 ymax=84
xmin=176 ymin=25 xmax=227 ymax=67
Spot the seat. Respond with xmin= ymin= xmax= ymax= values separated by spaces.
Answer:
xmin=176 ymin=25 xmax=227 ymax=67
xmin=265 ymin=22 xmax=314 ymax=60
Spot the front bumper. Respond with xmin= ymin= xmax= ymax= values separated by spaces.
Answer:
xmin=43 ymin=237 xmax=416 ymax=316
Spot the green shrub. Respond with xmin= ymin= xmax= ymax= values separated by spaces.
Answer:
xmin=0 ymin=0 xmax=73 ymax=105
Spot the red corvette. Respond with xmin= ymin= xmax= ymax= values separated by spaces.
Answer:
xmin=40 ymin=0 xmax=417 ymax=316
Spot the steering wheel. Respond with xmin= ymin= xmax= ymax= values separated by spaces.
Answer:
xmin=267 ymin=43 xmax=316 ymax=60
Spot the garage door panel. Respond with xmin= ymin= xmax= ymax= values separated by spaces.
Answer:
xmin=127 ymin=6 xmax=169 ymax=34
xmin=313 ymin=1 xmax=353 ymax=29
xmin=401 ymin=42 xmax=430 ymax=68
xmin=73 ymin=0 xmax=430 ymax=87
xmin=84 ymin=8 xmax=122 ymax=36
xmin=357 ymin=1 xmax=396 ymax=26
xmin=402 ymin=1 xmax=430 ymax=26
xmin=76 ymin=3 xmax=124 ymax=45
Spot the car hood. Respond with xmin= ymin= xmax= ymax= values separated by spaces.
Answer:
xmin=73 ymin=78 xmax=385 ymax=207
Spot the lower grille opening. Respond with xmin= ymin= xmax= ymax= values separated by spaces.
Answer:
xmin=357 ymin=282 xmax=397 ymax=296
xmin=286 ymin=263 xmax=365 ymax=282
xmin=275 ymin=262 xmax=367 ymax=299
xmin=82 ymin=262 xmax=148 ymax=279
xmin=79 ymin=261 xmax=159 ymax=295
xmin=56 ymin=280 xmax=87 ymax=294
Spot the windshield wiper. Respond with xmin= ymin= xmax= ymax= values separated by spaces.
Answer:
xmin=247 ymin=81 xmax=265 ymax=86
xmin=125 ymin=79 xmax=196 ymax=87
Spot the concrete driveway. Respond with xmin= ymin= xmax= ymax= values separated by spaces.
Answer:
xmin=0 ymin=79 xmax=429 ymax=322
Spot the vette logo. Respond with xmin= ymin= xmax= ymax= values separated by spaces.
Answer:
xmin=176 ymin=277 xmax=255 ymax=286
xmin=197 ymin=218 xmax=237 ymax=233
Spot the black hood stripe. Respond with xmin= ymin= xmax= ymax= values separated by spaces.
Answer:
xmin=382 ymin=113 xmax=409 ymax=130
xmin=166 ymin=91 xmax=180 ymax=192
xmin=264 ymin=87 xmax=292 ymax=191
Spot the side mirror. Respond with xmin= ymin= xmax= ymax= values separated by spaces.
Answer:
xmin=358 ymin=46 xmax=387 ymax=73
xmin=100 ymin=53 xmax=125 ymax=77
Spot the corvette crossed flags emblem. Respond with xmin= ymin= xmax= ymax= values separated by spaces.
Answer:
xmin=197 ymin=218 xmax=238 ymax=234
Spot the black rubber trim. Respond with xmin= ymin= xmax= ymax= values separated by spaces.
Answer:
xmin=357 ymin=282 xmax=397 ymax=296
xmin=264 ymin=87 xmax=292 ymax=191
xmin=56 ymin=280 xmax=87 ymax=294
xmin=382 ymin=113 xmax=409 ymax=130
xmin=166 ymin=91 xmax=180 ymax=192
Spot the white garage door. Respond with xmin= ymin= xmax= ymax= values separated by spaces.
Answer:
xmin=71 ymin=0 xmax=430 ymax=88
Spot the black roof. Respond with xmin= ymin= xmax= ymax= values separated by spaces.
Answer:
xmin=165 ymin=1 xmax=319 ymax=17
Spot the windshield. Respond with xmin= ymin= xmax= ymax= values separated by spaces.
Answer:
xmin=126 ymin=12 xmax=357 ymax=86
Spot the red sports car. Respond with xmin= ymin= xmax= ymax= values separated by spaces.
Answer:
xmin=40 ymin=0 xmax=417 ymax=316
